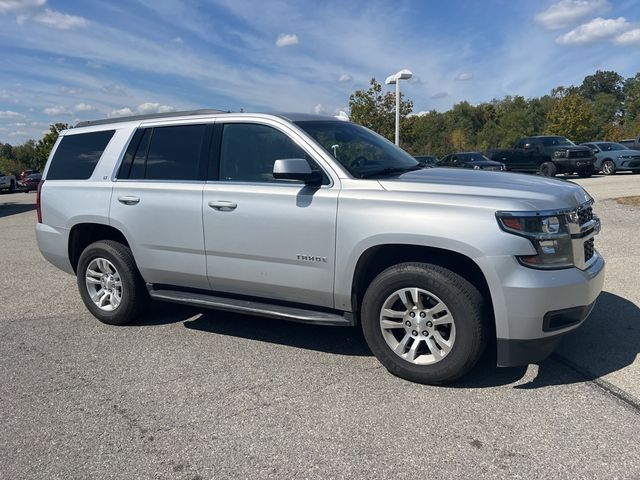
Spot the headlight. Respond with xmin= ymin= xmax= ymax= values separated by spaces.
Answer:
xmin=473 ymin=165 xmax=481 ymax=170
xmin=496 ymin=212 xmax=573 ymax=269
xmin=553 ymin=150 xmax=568 ymax=158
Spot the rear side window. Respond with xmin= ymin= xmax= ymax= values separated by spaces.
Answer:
xmin=123 ymin=125 xmax=206 ymax=181
xmin=47 ymin=130 xmax=115 ymax=180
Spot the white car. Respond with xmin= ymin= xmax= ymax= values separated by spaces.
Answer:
xmin=0 ymin=171 xmax=17 ymax=192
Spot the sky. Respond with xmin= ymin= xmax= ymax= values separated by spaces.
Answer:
xmin=0 ymin=0 xmax=639 ymax=143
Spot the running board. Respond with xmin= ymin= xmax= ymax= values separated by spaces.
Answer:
xmin=148 ymin=286 xmax=354 ymax=327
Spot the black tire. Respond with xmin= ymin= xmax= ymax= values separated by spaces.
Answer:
xmin=9 ymin=181 xmax=15 ymax=192
xmin=76 ymin=240 xmax=148 ymax=325
xmin=361 ymin=262 xmax=487 ymax=385
xmin=539 ymin=161 xmax=557 ymax=177
xmin=632 ymin=170 xmax=640 ymax=174
xmin=577 ymin=167 xmax=593 ymax=178
xmin=601 ymin=160 xmax=616 ymax=176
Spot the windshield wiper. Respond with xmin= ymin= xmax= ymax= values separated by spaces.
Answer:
xmin=359 ymin=165 xmax=422 ymax=179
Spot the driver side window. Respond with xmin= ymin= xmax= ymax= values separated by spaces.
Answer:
xmin=219 ymin=123 xmax=326 ymax=184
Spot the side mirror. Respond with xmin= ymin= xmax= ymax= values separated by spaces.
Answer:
xmin=523 ymin=143 xmax=531 ymax=150
xmin=273 ymin=158 xmax=323 ymax=186
xmin=591 ymin=148 xmax=599 ymax=155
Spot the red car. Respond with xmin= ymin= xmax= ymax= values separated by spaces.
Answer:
xmin=22 ymin=173 xmax=42 ymax=192
xmin=19 ymin=170 xmax=38 ymax=185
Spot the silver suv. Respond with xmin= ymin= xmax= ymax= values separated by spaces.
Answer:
xmin=36 ymin=110 xmax=604 ymax=384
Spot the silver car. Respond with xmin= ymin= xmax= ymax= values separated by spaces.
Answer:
xmin=36 ymin=110 xmax=604 ymax=384
xmin=581 ymin=141 xmax=640 ymax=175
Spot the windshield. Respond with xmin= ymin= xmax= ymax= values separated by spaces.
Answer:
xmin=295 ymin=121 xmax=419 ymax=178
xmin=541 ymin=136 xmax=575 ymax=147
xmin=458 ymin=152 xmax=490 ymax=162
xmin=597 ymin=142 xmax=628 ymax=151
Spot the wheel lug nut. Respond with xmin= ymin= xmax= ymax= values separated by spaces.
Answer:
xmin=426 ymin=321 xmax=433 ymax=328
xmin=422 ymin=331 xmax=428 ymax=336
xmin=410 ymin=312 xmax=415 ymax=318
xmin=412 ymin=330 xmax=418 ymax=336
xmin=420 ymin=312 xmax=426 ymax=318
xmin=405 ymin=321 xmax=411 ymax=326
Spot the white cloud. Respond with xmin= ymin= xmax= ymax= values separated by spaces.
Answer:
xmin=313 ymin=104 xmax=327 ymax=115
xmin=10 ymin=122 xmax=26 ymax=126
xmin=275 ymin=33 xmax=298 ymax=47
xmin=137 ymin=102 xmax=175 ymax=114
xmin=535 ymin=0 xmax=610 ymax=30
xmin=74 ymin=102 xmax=94 ymax=112
xmin=0 ymin=110 xmax=21 ymax=118
xmin=43 ymin=105 xmax=70 ymax=115
xmin=33 ymin=8 xmax=88 ymax=29
xmin=101 ymin=84 xmax=127 ymax=96
xmin=430 ymin=92 xmax=448 ymax=99
xmin=8 ymin=130 xmax=28 ymax=136
xmin=0 ymin=0 xmax=45 ymax=13
xmin=109 ymin=107 xmax=134 ymax=118
xmin=556 ymin=17 xmax=631 ymax=45
xmin=172 ymin=36 xmax=184 ymax=44
xmin=338 ymin=74 xmax=352 ymax=82
xmin=615 ymin=28 xmax=640 ymax=45
xmin=60 ymin=86 xmax=82 ymax=95
xmin=454 ymin=72 xmax=473 ymax=81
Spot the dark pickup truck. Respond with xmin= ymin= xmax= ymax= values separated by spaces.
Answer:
xmin=619 ymin=134 xmax=640 ymax=151
xmin=487 ymin=136 xmax=595 ymax=177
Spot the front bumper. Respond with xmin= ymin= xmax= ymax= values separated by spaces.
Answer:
xmin=555 ymin=157 xmax=595 ymax=171
xmin=483 ymin=253 xmax=605 ymax=367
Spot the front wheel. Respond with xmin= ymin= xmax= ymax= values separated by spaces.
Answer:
xmin=577 ymin=167 xmax=593 ymax=178
xmin=361 ymin=263 xmax=487 ymax=385
xmin=77 ymin=240 xmax=149 ymax=325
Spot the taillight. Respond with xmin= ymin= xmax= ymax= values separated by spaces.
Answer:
xmin=36 ymin=180 xmax=44 ymax=223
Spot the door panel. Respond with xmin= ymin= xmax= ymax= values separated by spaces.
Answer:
xmin=203 ymin=183 xmax=337 ymax=307
xmin=110 ymin=182 xmax=208 ymax=289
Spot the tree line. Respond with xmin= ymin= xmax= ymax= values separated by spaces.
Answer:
xmin=2 ymin=70 xmax=639 ymax=175
xmin=349 ymin=70 xmax=640 ymax=158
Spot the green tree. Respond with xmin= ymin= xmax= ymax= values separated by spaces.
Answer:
xmin=545 ymin=94 xmax=594 ymax=143
xmin=349 ymin=78 xmax=413 ymax=143
xmin=34 ymin=123 xmax=69 ymax=170
xmin=580 ymin=70 xmax=625 ymax=101
xmin=623 ymin=73 xmax=640 ymax=122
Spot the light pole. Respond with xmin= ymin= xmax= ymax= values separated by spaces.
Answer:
xmin=384 ymin=69 xmax=412 ymax=146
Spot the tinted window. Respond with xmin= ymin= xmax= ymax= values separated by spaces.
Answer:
xmin=128 ymin=129 xmax=151 ymax=179
xmin=47 ymin=130 xmax=115 ymax=180
xmin=220 ymin=123 xmax=320 ymax=183
xmin=144 ymin=125 xmax=205 ymax=181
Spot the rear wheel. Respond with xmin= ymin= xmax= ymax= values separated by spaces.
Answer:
xmin=539 ymin=161 xmax=557 ymax=177
xmin=77 ymin=240 xmax=148 ymax=325
xmin=361 ymin=262 xmax=487 ymax=385
xmin=601 ymin=160 xmax=616 ymax=175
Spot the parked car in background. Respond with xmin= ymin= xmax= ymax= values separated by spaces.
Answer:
xmin=487 ymin=136 xmax=595 ymax=177
xmin=581 ymin=141 xmax=640 ymax=175
xmin=0 ymin=171 xmax=17 ymax=192
xmin=414 ymin=155 xmax=439 ymax=167
xmin=22 ymin=173 xmax=42 ymax=192
xmin=438 ymin=152 xmax=505 ymax=171
xmin=19 ymin=170 xmax=39 ymax=186
xmin=619 ymin=134 xmax=640 ymax=151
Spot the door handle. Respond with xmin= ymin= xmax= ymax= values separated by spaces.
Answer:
xmin=118 ymin=195 xmax=140 ymax=205
xmin=208 ymin=200 xmax=237 ymax=211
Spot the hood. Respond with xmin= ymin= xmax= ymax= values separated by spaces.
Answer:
xmin=608 ymin=149 xmax=640 ymax=156
xmin=552 ymin=145 xmax=590 ymax=152
xmin=377 ymin=168 xmax=592 ymax=211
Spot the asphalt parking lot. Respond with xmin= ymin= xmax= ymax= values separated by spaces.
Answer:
xmin=1 ymin=174 xmax=639 ymax=479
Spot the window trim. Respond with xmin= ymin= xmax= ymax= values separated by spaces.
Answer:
xmin=210 ymin=121 xmax=333 ymax=187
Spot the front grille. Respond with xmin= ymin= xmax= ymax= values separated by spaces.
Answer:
xmin=569 ymin=150 xmax=591 ymax=158
xmin=584 ymin=238 xmax=594 ymax=262
xmin=577 ymin=204 xmax=593 ymax=224
xmin=629 ymin=161 xmax=640 ymax=168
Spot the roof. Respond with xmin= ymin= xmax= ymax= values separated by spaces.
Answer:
xmin=74 ymin=109 xmax=227 ymax=128
xmin=73 ymin=110 xmax=342 ymax=129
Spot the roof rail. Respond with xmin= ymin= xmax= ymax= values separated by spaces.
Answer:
xmin=74 ymin=109 xmax=228 ymax=128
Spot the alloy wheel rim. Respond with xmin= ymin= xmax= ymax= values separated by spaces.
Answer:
xmin=379 ymin=287 xmax=456 ymax=365
xmin=603 ymin=162 xmax=613 ymax=174
xmin=85 ymin=258 xmax=123 ymax=311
